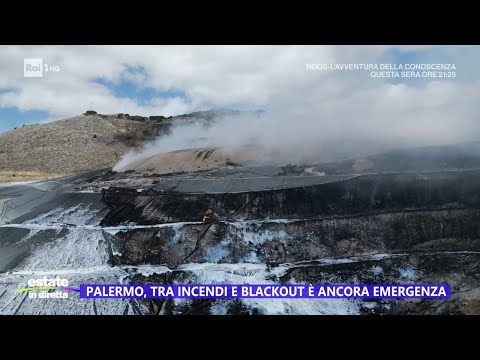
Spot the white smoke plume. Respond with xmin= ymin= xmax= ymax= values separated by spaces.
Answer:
xmin=112 ymin=97 xmax=480 ymax=172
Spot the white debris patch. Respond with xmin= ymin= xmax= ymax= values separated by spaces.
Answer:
xmin=304 ymin=168 xmax=326 ymax=176
xmin=370 ymin=265 xmax=384 ymax=276
xmin=205 ymin=239 xmax=230 ymax=263
xmin=177 ymin=262 xmax=361 ymax=315
xmin=398 ymin=266 xmax=418 ymax=281
xmin=24 ymin=204 xmax=101 ymax=226
xmin=241 ymin=297 xmax=361 ymax=315
xmin=13 ymin=228 xmax=109 ymax=271
xmin=210 ymin=299 xmax=230 ymax=315
xmin=103 ymin=222 xmax=199 ymax=236
xmin=179 ymin=263 xmax=269 ymax=283
xmin=242 ymin=251 xmax=262 ymax=264
xmin=127 ymin=265 xmax=171 ymax=277
xmin=228 ymin=222 xmax=288 ymax=245
xmin=111 ymin=242 xmax=122 ymax=256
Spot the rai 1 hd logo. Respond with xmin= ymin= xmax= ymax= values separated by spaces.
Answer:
xmin=24 ymin=58 xmax=60 ymax=77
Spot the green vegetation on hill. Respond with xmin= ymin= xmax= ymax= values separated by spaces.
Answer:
xmin=82 ymin=108 xmax=262 ymax=123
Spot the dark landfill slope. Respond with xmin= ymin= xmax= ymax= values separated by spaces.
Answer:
xmin=1 ymin=142 xmax=479 ymax=314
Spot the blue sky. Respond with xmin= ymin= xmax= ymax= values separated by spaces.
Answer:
xmin=0 ymin=107 xmax=50 ymax=131
xmin=378 ymin=47 xmax=464 ymax=86
xmin=93 ymin=77 xmax=188 ymax=106
xmin=0 ymin=45 xmax=477 ymax=136
xmin=92 ymin=65 xmax=189 ymax=107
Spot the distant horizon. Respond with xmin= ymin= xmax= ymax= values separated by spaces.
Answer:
xmin=0 ymin=107 xmax=262 ymax=132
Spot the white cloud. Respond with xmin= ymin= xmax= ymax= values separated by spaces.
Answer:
xmin=0 ymin=45 xmax=478 ymax=148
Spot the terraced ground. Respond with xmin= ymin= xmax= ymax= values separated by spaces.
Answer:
xmin=1 ymin=143 xmax=479 ymax=314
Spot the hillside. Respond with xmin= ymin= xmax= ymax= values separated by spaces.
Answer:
xmin=0 ymin=114 xmax=167 ymax=181
xmin=0 ymin=109 xmax=261 ymax=182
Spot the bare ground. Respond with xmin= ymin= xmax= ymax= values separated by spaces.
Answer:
xmin=0 ymin=171 xmax=65 ymax=183
xmin=122 ymin=145 xmax=270 ymax=174
xmin=0 ymin=114 xmax=166 ymax=182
